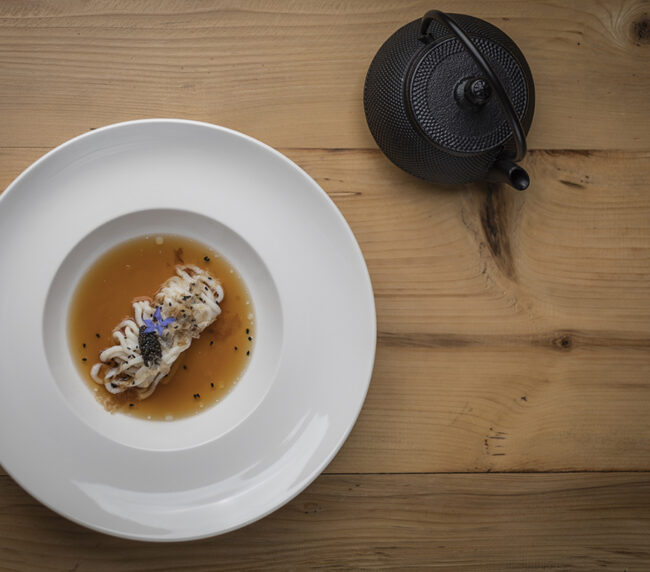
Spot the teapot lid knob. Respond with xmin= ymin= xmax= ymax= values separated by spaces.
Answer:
xmin=455 ymin=77 xmax=492 ymax=108
xmin=466 ymin=78 xmax=491 ymax=106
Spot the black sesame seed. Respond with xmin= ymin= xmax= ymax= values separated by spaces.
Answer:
xmin=95 ymin=333 xmax=100 ymax=338
xmin=82 ymin=343 xmax=86 ymax=348
xmin=209 ymin=341 xmax=214 ymax=346
xmin=234 ymin=346 xmax=238 ymax=351
xmin=248 ymin=336 xmax=252 ymax=341
xmin=129 ymin=403 xmax=134 ymax=407
xmin=246 ymin=350 xmax=250 ymax=356
xmin=183 ymin=365 xmax=187 ymax=370
xmin=203 ymin=256 xmax=210 ymax=262
xmin=246 ymin=328 xmax=250 ymax=334
xmin=210 ymin=382 xmax=214 ymax=388
xmin=82 ymin=357 xmax=87 ymax=362
xmin=168 ymin=302 xmax=172 ymax=307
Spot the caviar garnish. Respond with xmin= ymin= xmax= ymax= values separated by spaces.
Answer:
xmin=138 ymin=326 xmax=162 ymax=367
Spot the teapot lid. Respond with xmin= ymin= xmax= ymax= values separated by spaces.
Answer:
xmin=406 ymin=32 xmax=529 ymax=155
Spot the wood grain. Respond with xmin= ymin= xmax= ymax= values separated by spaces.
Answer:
xmin=0 ymin=0 xmax=648 ymax=149
xmin=1 ymin=1 xmax=650 ymax=567
xmin=1 ymin=147 xmax=649 ymax=473
xmin=0 ymin=472 xmax=648 ymax=570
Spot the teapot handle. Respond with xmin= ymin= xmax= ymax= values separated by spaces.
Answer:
xmin=419 ymin=10 xmax=527 ymax=162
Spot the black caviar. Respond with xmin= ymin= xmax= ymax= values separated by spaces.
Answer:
xmin=138 ymin=326 xmax=162 ymax=367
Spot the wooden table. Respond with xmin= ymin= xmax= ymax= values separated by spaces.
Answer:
xmin=1 ymin=1 xmax=649 ymax=569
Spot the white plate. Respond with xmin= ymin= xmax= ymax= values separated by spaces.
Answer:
xmin=0 ymin=119 xmax=376 ymax=541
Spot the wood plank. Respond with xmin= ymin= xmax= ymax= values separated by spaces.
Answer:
xmin=0 ymin=472 xmax=648 ymax=570
xmin=4 ymin=147 xmax=648 ymax=337
xmin=332 ymin=345 xmax=650 ymax=473
xmin=0 ymin=0 xmax=649 ymax=149
xmin=2 ymin=147 xmax=649 ymax=472
xmin=285 ymin=148 xmax=650 ymax=337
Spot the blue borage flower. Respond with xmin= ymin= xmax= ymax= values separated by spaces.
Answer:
xmin=143 ymin=306 xmax=176 ymax=336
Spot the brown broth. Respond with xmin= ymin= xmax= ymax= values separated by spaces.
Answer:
xmin=68 ymin=234 xmax=255 ymax=420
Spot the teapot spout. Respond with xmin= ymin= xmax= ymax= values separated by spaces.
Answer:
xmin=487 ymin=159 xmax=530 ymax=191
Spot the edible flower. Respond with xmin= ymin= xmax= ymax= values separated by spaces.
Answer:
xmin=143 ymin=306 xmax=176 ymax=335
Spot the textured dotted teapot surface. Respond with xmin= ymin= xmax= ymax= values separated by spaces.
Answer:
xmin=364 ymin=14 xmax=534 ymax=185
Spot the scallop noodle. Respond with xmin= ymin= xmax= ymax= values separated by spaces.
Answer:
xmin=90 ymin=265 xmax=224 ymax=400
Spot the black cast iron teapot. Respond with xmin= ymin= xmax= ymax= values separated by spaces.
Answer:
xmin=364 ymin=10 xmax=535 ymax=190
